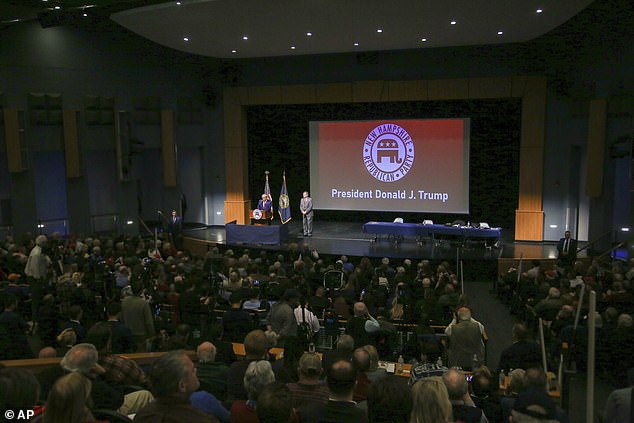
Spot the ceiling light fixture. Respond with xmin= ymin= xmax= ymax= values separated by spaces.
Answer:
xmin=290 ymin=45 xmax=296 ymax=50
xmin=536 ymin=8 xmax=543 ymax=14
xmin=306 ymin=32 xmax=312 ymax=36
xmin=183 ymin=37 xmax=189 ymax=41
xmin=242 ymin=35 xmax=248 ymax=40
xmin=231 ymin=49 xmax=237 ymax=53
xmin=82 ymin=13 xmax=87 ymax=17
xmin=353 ymin=42 xmax=359 ymax=46
xmin=54 ymin=6 xmax=61 ymax=9
xmin=450 ymin=20 xmax=457 ymax=25
xmin=376 ymin=28 xmax=383 ymax=33
xmin=176 ymin=1 xmax=181 ymax=4
xmin=497 ymin=31 xmax=503 ymax=35
xmin=421 ymin=38 xmax=427 ymax=42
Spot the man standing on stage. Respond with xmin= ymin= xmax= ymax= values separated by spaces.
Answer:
xmin=300 ymin=191 xmax=313 ymax=237
xmin=556 ymin=230 xmax=577 ymax=266
xmin=167 ymin=209 xmax=183 ymax=250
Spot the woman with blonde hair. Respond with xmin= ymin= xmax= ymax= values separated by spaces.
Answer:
xmin=409 ymin=376 xmax=453 ymax=423
xmin=44 ymin=373 xmax=99 ymax=423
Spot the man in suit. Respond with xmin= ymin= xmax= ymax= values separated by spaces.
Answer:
xmin=300 ymin=191 xmax=313 ymax=237
xmin=258 ymin=193 xmax=272 ymax=213
xmin=167 ymin=209 xmax=183 ymax=249
xmin=556 ymin=230 xmax=577 ymax=266
xmin=257 ymin=193 xmax=273 ymax=224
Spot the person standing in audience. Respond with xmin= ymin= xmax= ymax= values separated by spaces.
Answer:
xmin=300 ymin=191 xmax=313 ymax=237
xmin=444 ymin=307 xmax=485 ymax=370
xmin=121 ymin=281 xmax=155 ymax=352
xmin=24 ymin=234 xmax=51 ymax=322
xmin=135 ymin=350 xmax=219 ymax=423
xmin=362 ymin=344 xmax=388 ymax=382
xmin=300 ymin=358 xmax=369 ymax=423
xmin=346 ymin=302 xmax=380 ymax=348
xmin=409 ymin=376 xmax=452 ymax=423
xmin=268 ymin=289 xmax=300 ymax=346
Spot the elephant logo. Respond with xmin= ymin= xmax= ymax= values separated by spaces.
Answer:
xmin=363 ymin=123 xmax=414 ymax=182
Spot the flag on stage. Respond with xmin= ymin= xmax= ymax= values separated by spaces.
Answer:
xmin=278 ymin=171 xmax=292 ymax=224
xmin=264 ymin=171 xmax=274 ymax=220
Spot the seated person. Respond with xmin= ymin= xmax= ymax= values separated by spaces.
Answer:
xmin=135 ymin=350 xmax=219 ymax=423
xmin=230 ymin=360 xmax=275 ymax=423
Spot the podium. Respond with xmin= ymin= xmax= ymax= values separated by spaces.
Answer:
xmin=250 ymin=209 xmax=273 ymax=225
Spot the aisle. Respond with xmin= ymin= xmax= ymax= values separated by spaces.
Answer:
xmin=463 ymin=280 xmax=518 ymax=370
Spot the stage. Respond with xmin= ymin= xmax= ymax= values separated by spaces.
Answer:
xmin=182 ymin=220 xmax=572 ymax=262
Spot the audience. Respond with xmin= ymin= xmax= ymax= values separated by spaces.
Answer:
xmin=196 ymin=341 xmax=229 ymax=401
xmin=286 ymin=352 xmax=329 ymax=410
xmin=367 ymin=377 xmax=412 ymax=423
xmin=442 ymin=368 xmax=488 ymax=423
xmin=256 ymin=382 xmax=297 ymax=423
xmin=410 ymin=376 xmax=452 ymax=423
xmin=2 ymin=234 xmax=633 ymax=423
xmin=301 ymin=358 xmax=368 ymax=423
xmin=134 ymin=350 xmax=219 ymax=423
xmin=43 ymin=373 xmax=98 ymax=423
xmin=230 ymin=360 xmax=275 ymax=423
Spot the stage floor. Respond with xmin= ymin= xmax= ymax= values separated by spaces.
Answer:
xmin=183 ymin=220 xmax=574 ymax=261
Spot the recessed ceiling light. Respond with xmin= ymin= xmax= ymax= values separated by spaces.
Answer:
xmin=242 ymin=35 xmax=248 ymax=40
xmin=421 ymin=38 xmax=427 ymax=42
xmin=290 ymin=46 xmax=296 ymax=50
xmin=183 ymin=37 xmax=189 ymax=41
xmin=450 ymin=20 xmax=457 ymax=25
xmin=231 ymin=49 xmax=237 ymax=53
xmin=536 ymin=8 xmax=543 ymax=14
xmin=376 ymin=28 xmax=383 ymax=33
xmin=54 ymin=6 xmax=61 ymax=9
xmin=306 ymin=32 xmax=312 ymax=36
xmin=353 ymin=42 xmax=359 ymax=46
xmin=176 ymin=1 xmax=181 ymax=4
xmin=497 ymin=31 xmax=503 ymax=35
xmin=82 ymin=13 xmax=87 ymax=17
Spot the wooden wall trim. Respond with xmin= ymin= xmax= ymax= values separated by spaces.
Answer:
xmin=586 ymin=99 xmax=607 ymax=197
xmin=161 ymin=110 xmax=177 ymax=187
xmin=3 ymin=108 xmax=25 ymax=173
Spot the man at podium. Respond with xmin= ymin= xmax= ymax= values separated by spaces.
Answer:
xmin=258 ymin=193 xmax=272 ymax=214
xmin=253 ymin=193 xmax=273 ymax=224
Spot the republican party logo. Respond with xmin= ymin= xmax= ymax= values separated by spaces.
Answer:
xmin=362 ymin=123 xmax=414 ymax=182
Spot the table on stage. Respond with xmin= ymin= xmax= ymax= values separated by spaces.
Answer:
xmin=225 ymin=222 xmax=288 ymax=245
xmin=362 ymin=221 xmax=501 ymax=245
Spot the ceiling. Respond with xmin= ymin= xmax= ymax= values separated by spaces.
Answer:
xmin=1 ymin=0 xmax=595 ymax=59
